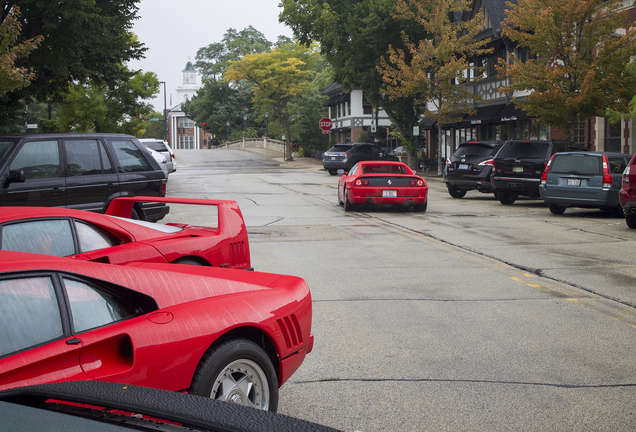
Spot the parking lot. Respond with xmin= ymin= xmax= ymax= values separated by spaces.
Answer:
xmin=167 ymin=149 xmax=636 ymax=432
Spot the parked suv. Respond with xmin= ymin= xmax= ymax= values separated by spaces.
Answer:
xmin=619 ymin=153 xmax=636 ymax=228
xmin=0 ymin=133 xmax=169 ymax=221
xmin=322 ymin=143 xmax=398 ymax=175
xmin=491 ymin=140 xmax=587 ymax=204
xmin=539 ymin=152 xmax=630 ymax=215
xmin=444 ymin=141 xmax=502 ymax=198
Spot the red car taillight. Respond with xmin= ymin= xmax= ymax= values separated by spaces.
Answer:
xmin=478 ymin=159 xmax=494 ymax=167
xmin=541 ymin=154 xmax=555 ymax=185
xmin=162 ymin=179 xmax=167 ymax=196
xmin=410 ymin=178 xmax=424 ymax=186
xmin=602 ymin=154 xmax=613 ymax=189
xmin=445 ymin=157 xmax=451 ymax=164
xmin=354 ymin=178 xmax=369 ymax=186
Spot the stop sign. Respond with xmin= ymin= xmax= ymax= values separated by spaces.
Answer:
xmin=319 ymin=117 xmax=333 ymax=132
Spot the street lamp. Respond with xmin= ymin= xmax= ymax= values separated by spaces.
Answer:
xmin=243 ymin=114 xmax=247 ymax=138
xmin=160 ymin=81 xmax=167 ymax=142
xmin=226 ymin=121 xmax=230 ymax=143
xmin=265 ymin=112 xmax=269 ymax=138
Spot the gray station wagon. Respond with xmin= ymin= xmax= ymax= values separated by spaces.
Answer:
xmin=539 ymin=151 xmax=631 ymax=215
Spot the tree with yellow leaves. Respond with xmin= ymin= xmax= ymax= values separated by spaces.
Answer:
xmin=0 ymin=6 xmax=41 ymax=96
xmin=225 ymin=42 xmax=319 ymax=160
xmin=378 ymin=0 xmax=492 ymax=174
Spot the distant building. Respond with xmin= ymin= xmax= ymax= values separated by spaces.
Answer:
xmin=322 ymin=83 xmax=393 ymax=146
xmin=166 ymin=61 xmax=205 ymax=150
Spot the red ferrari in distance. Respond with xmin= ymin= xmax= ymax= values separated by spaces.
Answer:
xmin=0 ymin=250 xmax=313 ymax=412
xmin=338 ymin=161 xmax=428 ymax=212
xmin=0 ymin=197 xmax=251 ymax=269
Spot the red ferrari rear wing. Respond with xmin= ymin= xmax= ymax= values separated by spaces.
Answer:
xmin=106 ymin=197 xmax=251 ymax=270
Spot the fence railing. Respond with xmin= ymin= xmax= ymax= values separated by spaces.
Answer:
xmin=215 ymin=137 xmax=286 ymax=153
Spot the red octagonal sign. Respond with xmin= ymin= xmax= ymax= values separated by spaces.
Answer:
xmin=319 ymin=117 xmax=333 ymax=132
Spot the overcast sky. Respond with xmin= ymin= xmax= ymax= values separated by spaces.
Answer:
xmin=130 ymin=0 xmax=294 ymax=112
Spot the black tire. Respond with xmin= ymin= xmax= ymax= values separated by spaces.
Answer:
xmin=497 ymin=189 xmax=517 ymax=205
xmin=548 ymin=203 xmax=566 ymax=215
xmin=328 ymin=169 xmax=337 ymax=176
xmin=447 ymin=185 xmax=467 ymax=199
xmin=189 ymin=339 xmax=278 ymax=412
xmin=414 ymin=201 xmax=427 ymax=212
xmin=343 ymin=189 xmax=354 ymax=212
xmin=625 ymin=210 xmax=636 ymax=228
xmin=173 ymin=258 xmax=204 ymax=266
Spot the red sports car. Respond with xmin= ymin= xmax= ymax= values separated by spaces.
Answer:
xmin=0 ymin=250 xmax=313 ymax=412
xmin=337 ymin=161 xmax=428 ymax=211
xmin=0 ymin=197 xmax=251 ymax=269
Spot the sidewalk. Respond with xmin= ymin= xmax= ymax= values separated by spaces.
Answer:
xmin=241 ymin=146 xmax=444 ymax=181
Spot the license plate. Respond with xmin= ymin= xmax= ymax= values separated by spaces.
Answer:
xmin=330 ymin=156 xmax=336 ymax=160
xmin=458 ymin=164 xmax=469 ymax=170
xmin=567 ymin=178 xmax=581 ymax=186
xmin=383 ymin=190 xmax=397 ymax=198
xmin=513 ymin=166 xmax=523 ymax=173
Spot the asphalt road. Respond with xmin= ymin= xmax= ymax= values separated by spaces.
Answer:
xmin=167 ymin=149 xmax=636 ymax=432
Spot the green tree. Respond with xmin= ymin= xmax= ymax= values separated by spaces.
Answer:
xmin=224 ymin=42 xmax=319 ymax=160
xmin=142 ymin=111 xmax=166 ymax=139
xmin=377 ymin=0 xmax=492 ymax=174
xmin=280 ymin=0 xmax=428 ymax=167
xmin=1 ymin=0 xmax=145 ymax=116
xmin=182 ymin=78 xmax=254 ymax=143
xmin=497 ymin=0 xmax=636 ymax=139
xmin=0 ymin=6 xmax=41 ymax=95
xmin=57 ymin=68 xmax=159 ymax=135
xmin=194 ymin=26 xmax=272 ymax=79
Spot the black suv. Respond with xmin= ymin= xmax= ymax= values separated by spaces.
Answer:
xmin=0 ymin=133 xmax=169 ymax=221
xmin=491 ymin=139 xmax=587 ymax=205
xmin=444 ymin=141 xmax=502 ymax=198
xmin=322 ymin=143 xmax=399 ymax=175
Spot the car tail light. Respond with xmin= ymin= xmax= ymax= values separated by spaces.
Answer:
xmin=623 ymin=165 xmax=631 ymax=188
xmin=162 ymin=179 xmax=167 ymax=196
xmin=602 ymin=154 xmax=613 ymax=189
xmin=363 ymin=179 xmax=369 ymax=186
xmin=355 ymin=179 xmax=369 ymax=186
xmin=445 ymin=157 xmax=451 ymax=165
xmin=541 ymin=154 xmax=555 ymax=185
xmin=478 ymin=159 xmax=494 ymax=167
xmin=410 ymin=178 xmax=424 ymax=187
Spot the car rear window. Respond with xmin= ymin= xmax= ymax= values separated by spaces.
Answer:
xmin=498 ymin=141 xmax=549 ymax=158
xmin=550 ymin=154 xmax=600 ymax=175
xmin=454 ymin=143 xmax=495 ymax=157
xmin=608 ymin=157 xmax=628 ymax=174
xmin=363 ymin=165 xmax=406 ymax=174
xmin=145 ymin=143 xmax=166 ymax=152
xmin=329 ymin=145 xmax=353 ymax=152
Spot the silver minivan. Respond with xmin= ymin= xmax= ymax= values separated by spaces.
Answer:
xmin=539 ymin=151 xmax=631 ymax=215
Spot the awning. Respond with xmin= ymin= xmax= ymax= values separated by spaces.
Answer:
xmin=323 ymin=92 xmax=350 ymax=107
xmin=419 ymin=117 xmax=437 ymax=129
xmin=442 ymin=112 xmax=467 ymax=127
xmin=497 ymin=104 xmax=531 ymax=122
xmin=462 ymin=104 xmax=506 ymax=126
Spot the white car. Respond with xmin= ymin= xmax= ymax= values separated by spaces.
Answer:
xmin=139 ymin=139 xmax=176 ymax=173
xmin=145 ymin=146 xmax=169 ymax=178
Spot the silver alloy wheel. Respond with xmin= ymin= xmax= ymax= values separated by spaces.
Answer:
xmin=210 ymin=359 xmax=270 ymax=410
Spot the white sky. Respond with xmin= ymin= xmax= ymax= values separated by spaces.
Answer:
xmin=129 ymin=0 xmax=294 ymax=112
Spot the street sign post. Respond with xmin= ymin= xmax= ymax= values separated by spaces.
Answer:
xmin=319 ymin=117 xmax=333 ymax=134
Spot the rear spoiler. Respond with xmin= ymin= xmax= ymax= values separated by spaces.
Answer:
xmin=106 ymin=196 xmax=241 ymax=219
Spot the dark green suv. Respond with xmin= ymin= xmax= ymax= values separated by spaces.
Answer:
xmin=0 ymin=133 xmax=169 ymax=221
